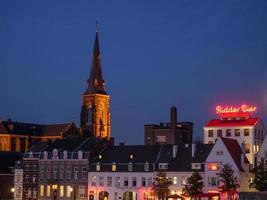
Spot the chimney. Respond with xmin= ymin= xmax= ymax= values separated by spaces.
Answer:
xmin=192 ymin=143 xmax=196 ymax=158
xmin=173 ymin=145 xmax=178 ymax=158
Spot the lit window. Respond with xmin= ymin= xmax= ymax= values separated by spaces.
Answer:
xmin=243 ymin=143 xmax=250 ymax=153
xmin=208 ymin=163 xmax=219 ymax=171
xmin=244 ymin=129 xmax=250 ymax=136
xmin=98 ymin=155 xmax=102 ymax=159
xmin=130 ymin=154 xmax=134 ymax=159
xmin=208 ymin=130 xmax=213 ymax=137
xmin=78 ymin=185 xmax=86 ymax=198
xmin=181 ymin=177 xmax=186 ymax=185
xmin=91 ymin=176 xmax=96 ymax=186
xmin=96 ymin=163 xmax=101 ymax=171
xmin=40 ymin=185 xmax=44 ymax=197
xmin=47 ymin=185 xmax=51 ymax=197
xmin=173 ymin=177 xmax=177 ymax=185
xmin=66 ymin=186 xmax=72 ymax=197
xmin=112 ymin=163 xmax=116 ymax=171
xmin=60 ymin=185 xmax=64 ymax=197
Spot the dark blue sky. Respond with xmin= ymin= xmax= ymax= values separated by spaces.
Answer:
xmin=1 ymin=0 xmax=267 ymax=144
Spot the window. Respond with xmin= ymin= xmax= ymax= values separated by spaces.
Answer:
xmin=33 ymin=188 xmax=37 ymax=198
xmin=66 ymin=167 xmax=71 ymax=180
xmin=235 ymin=129 xmax=240 ymax=136
xmin=216 ymin=151 xmax=223 ymax=155
xmin=132 ymin=177 xmax=137 ymax=187
xmin=243 ymin=143 xmax=250 ymax=153
xmin=157 ymin=135 xmax=166 ymax=142
xmin=181 ymin=177 xmax=186 ymax=185
xmin=96 ymin=163 xmax=101 ymax=171
xmin=53 ymin=166 xmax=58 ymax=179
xmin=47 ymin=185 xmax=51 ymax=197
xmin=82 ymin=168 xmax=87 ymax=179
xmin=173 ymin=177 xmax=177 ymax=185
xmin=47 ymin=166 xmax=51 ymax=179
xmin=60 ymin=185 xmax=64 ymax=197
xmin=107 ymin=176 xmax=112 ymax=187
xmin=158 ymin=163 xmax=168 ymax=170
xmin=59 ymin=167 xmax=64 ymax=180
xmin=208 ymin=177 xmax=218 ymax=186
xmin=148 ymin=177 xmax=153 ymax=186
xmin=78 ymin=186 xmax=86 ymax=198
xmin=254 ymin=129 xmax=257 ymax=137
xmin=226 ymin=129 xmax=231 ymax=137
xmin=124 ymin=177 xmax=129 ymax=187
xmin=244 ymin=129 xmax=250 ymax=136
xmin=115 ymin=177 xmax=120 ymax=187
xmin=208 ymin=130 xmax=213 ymax=137
xmin=27 ymin=188 xmax=32 ymax=198
xmin=192 ymin=163 xmax=201 ymax=169
xmin=144 ymin=162 xmax=149 ymax=171
xmin=74 ymin=168 xmax=79 ymax=179
xmin=40 ymin=185 xmax=44 ymax=197
xmin=217 ymin=129 xmax=222 ymax=137
xmin=32 ymin=175 xmax=36 ymax=183
xmin=142 ymin=177 xmax=146 ymax=187
xmin=40 ymin=167 xmax=44 ymax=180
xmin=99 ymin=176 xmax=104 ymax=186
xmin=91 ymin=176 xmax=96 ymax=186
xmin=128 ymin=162 xmax=133 ymax=172
xmin=66 ymin=186 xmax=72 ymax=197
xmin=208 ymin=163 xmax=219 ymax=171
xmin=112 ymin=163 xmax=116 ymax=171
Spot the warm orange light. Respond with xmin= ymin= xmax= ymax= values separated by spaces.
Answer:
xmin=52 ymin=184 xmax=58 ymax=190
xmin=216 ymin=105 xmax=257 ymax=114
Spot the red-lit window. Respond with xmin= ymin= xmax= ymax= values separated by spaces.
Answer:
xmin=208 ymin=163 xmax=219 ymax=171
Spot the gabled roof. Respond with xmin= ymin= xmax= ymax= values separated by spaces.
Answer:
xmin=43 ymin=123 xmax=72 ymax=136
xmin=220 ymin=137 xmax=250 ymax=171
xmin=205 ymin=118 xmax=259 ymax=127
xmin=0 ymin=120 xmax=77 ymax=137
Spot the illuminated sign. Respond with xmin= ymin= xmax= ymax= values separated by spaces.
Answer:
xmin=216 ymin=105 xmax=257 ymax=114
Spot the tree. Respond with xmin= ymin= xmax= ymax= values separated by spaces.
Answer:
xmin=219 ymin=164 xmax=239 ymax=200
xmin=250 ymin=159 xmax=267 ymax=191
xmin=182 ymin=171 xmax=203 ymax=198
xmin=153 ymin=171 xmax=172 ymax=200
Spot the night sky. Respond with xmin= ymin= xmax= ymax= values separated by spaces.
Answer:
xmin=1 ymin=0 xmax=267 ymax=144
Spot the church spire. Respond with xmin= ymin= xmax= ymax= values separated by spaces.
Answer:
xmin=85 ymin=25 xmax=106 ymax=95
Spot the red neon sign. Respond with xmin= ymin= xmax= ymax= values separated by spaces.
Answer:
xmin=216 ymin=105 xmax=257 ymax=114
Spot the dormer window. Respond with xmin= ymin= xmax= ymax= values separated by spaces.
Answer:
xmin=99 ymin=155 xmax=102 ymax=159
xmin=128 ymin=162 xmax=133 ymax=172
xmin=144 ymin=162 xmax=149 ymax=171
xmin=96 ymin=163 xmax=101 ymax=171
xmin=158 ymin=163 xmax=168 ymax=170
xmin=112 ymin=162 xmax=116 ymax=171
xmin=130 ymin=154 xmax=134 ymax=159
xmin=191 ymin=163 xmax=201 ymax=169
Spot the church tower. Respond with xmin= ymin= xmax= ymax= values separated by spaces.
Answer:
xmin=80 ymin=28 xmax=111 ymax=138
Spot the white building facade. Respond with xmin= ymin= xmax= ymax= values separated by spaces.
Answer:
xmin=204 ymin=105 xmax=266 ymax=166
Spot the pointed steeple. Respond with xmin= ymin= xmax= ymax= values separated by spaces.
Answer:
xmin=85 ymin=25 xmax=106 ymax=95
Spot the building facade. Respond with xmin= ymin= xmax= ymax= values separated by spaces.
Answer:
xmin=0 ymin=120 xmax=79 ymax=152
xmin=144 ymin=106 xmax=193 ymax=145
xmin=204 ymin=104 xmax=266 ymax=166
